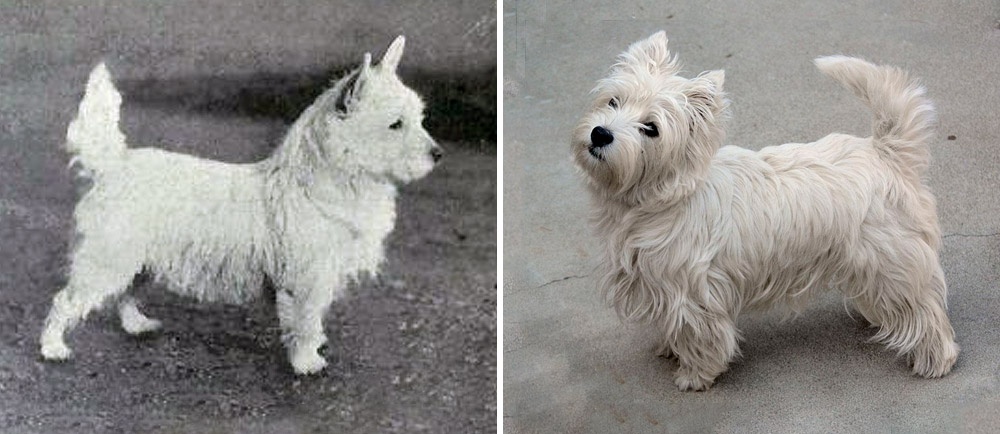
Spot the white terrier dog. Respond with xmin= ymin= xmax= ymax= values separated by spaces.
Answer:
xmin=573 ymin=32 xmax=959 ymax=391
xmin=40 ymin=36 xmax=443 ymax=374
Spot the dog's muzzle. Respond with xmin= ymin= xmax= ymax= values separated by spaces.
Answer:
xmin=431 ymin=146 xmax=444 ymax=163
xmin=591 ymin=126 xmax=614 ymax=147
xmin=588 ymin=126 xmax=614 ymax=159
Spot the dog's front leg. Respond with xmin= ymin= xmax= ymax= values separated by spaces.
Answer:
xmin=276 ymin=274 xmax=340 ymax=375
xmin=669 ymin=305 xmax=739 ymax=391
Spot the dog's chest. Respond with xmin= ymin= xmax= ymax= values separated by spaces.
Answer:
xmin=282 ymin=183 xmax=398 ymax=277
xmin=302 ymin=184 xmax=396 ymax=240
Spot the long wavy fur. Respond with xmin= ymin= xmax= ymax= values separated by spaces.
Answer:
xmin=573 ymin=32 xmax=958 ymax=390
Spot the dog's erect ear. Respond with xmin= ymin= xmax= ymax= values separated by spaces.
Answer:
xmin=625 ymin=31 xmax=677 ymax=73
xmin=684 ymin=70 xmax=727 ymax=126
xmin=334 ymin=53 xmax=373 ymax=116
xmin=379 ymin=35 xmax=406 ymax=73
xmin=701 ymin=69 xmax=725 ymax=91
xmin=360 ymin=52 xmax=373 ymax=76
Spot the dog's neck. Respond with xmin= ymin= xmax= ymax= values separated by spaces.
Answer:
xmin=263 ymin=156 xmax=397 ymax=202
xmin=589 ymin=175 xmax=699 ymax=211
xmin=262 ymin=156 xmax=397 ymax=242
xmin=592 ymin=191 xmax=677 ymax=229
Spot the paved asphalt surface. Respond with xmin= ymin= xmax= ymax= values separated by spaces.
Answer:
xmin=0 ymin=1 xmax=496 ymax=433
xmin=504 ymin=0 xmax=1000 ymax=432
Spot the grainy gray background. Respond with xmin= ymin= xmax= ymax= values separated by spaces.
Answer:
xmin=504 ymin=0 xmax=1000 ymax=432
xmin=0 ymin=1 xmax=496 ymax=433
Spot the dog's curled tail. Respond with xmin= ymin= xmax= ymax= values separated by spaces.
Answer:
xmin=66 ymin=62 xmax=126 ymax=172
xmin=814 ymin=55 xmax=935 ymax=175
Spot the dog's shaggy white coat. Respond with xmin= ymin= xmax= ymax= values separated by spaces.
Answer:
xmin=40 ymin=36 xmax=442 ymax=374
xmin=573 ymin=32 xmax=958 ymax=391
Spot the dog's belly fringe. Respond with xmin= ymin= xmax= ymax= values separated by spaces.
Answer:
xmin=90 ymin=151 xmax=279 ymax=304
xmin=149 ymin=242 xmax=272 ymax=304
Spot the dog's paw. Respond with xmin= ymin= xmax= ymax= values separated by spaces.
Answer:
xmin=674 ymin=369 xmax=713 ymax=391
xmin=291 ymin=351 xmax=328 ymax=375
xmin=911 ymin=340 xmax=960 ymax=378
xmin=122 ymin=317 xmax=162 ymax=335
xmin=40 ymin=342 xmax=72 ymax=361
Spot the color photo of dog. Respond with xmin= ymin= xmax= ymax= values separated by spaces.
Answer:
xmin=573 ymin=32 xmax=958 ymax=391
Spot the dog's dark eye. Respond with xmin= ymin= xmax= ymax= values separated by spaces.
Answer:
xmin=608 ymin=98 xmax=618 ymax=109
xmin=641 ymin=122 xmax=659 ymax=137
xmin=389 ymin=119 xmax=403 ymax=130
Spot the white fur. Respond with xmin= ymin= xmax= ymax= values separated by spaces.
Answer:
xmin=574 ymin=32 xmax=958 ymax=391
xmin=40 ymin=36 xmax=443 ymax=374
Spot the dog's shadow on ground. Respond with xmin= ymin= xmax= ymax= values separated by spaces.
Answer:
xmin=622 ymin=305 xmax=907 ymax=393
xmin=716 ymin=308 xmax=906 ymax=388
xmin=116 ymin=65 xmax=497 ymax=148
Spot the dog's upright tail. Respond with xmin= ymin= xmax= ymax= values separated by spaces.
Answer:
xmin=814 ymin=55 xmax=935 ymax=175
xmin=66 ymin=62 xmax=126 ymax=172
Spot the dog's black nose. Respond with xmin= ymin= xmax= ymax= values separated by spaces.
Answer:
xmin=431 ymin=147 xmax=444 ymax=163
xmin=591 ymin=126 xmax=614 ymax=148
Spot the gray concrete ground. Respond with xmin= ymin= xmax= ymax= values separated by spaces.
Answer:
xmin=0 ymin=1 xmax=495 ymax=433
xmin=503 ymin=1 xmax=1000 ymax=432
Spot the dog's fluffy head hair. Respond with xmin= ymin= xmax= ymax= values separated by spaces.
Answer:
xmin=573 ymin=31 xmax=728 ymax=205
xmin=275 ymin=35 xmax=440 ymax=184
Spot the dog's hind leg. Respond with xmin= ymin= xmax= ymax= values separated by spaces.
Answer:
xmin=849 ymin=237 xmax=959 ymax=377
xmin=117 ymin=295 xmax=161 ymax=335
xmin=40 ymin=237 xmax=141 ymax=360
xmin=40 ymin=240 xmax=140 ymax=360
xmin=276 ymin=274 xmax=341 ymax=375
xmin=906 ymin=263 xmax=960 ymax=377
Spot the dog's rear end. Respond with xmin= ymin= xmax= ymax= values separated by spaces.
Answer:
xmin=815 ymin=55 xmax=957 ymax=378
xmin=42 ymin=63 xmax=277 ymax=362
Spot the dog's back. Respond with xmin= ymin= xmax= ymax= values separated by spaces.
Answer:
xmin=701 ymin=56 xmax=941 ymax=310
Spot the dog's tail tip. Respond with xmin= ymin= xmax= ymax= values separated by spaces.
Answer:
xmin=66 ymin=60 xmax=126 ymax=169
xmin=88 ymin=61 xmax=112 ymax=81
xmin=78 ymin=61 xmax=119 ymax=106
xmin=813 ymin=55 xmax=848 ymax=70
xmin=813 ymin=55 xmax=868 ymax=72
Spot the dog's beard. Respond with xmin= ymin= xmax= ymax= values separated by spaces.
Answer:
xmin=573 ymin=112 xmax=646 ymax=189
xmin=578 ymin=147 xmax=644 ymax=198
